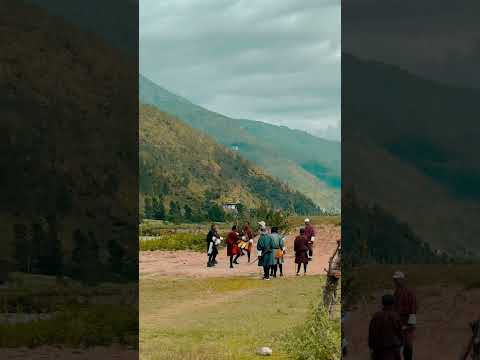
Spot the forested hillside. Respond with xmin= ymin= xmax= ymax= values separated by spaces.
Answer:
xmin=343 ymin=54 xmax=480 ymax=256
xmin=139 ymin=75 xmax=340 ymax=210
xmin=139 ymin=104 xmax=321 ymax=220
xmin=0 ymin=0 xmax=137 ymax=282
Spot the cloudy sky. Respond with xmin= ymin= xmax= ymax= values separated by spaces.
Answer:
xmin=140 ymin=0 xmax=340 ymax=140
xmin=343 ymin=0 xmax=480 ymax=89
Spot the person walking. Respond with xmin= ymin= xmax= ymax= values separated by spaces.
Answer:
xmin=270 ymin=226 xmax=285 ymax=277
xmin=206 ymin=224 xmax=221 ymax=267
xmin=368 ymin=294 xmax=403 ymax=360
xmin=304 ymin=218 xmax=316 ymax=260
xmin=392 ymin=271 xmax=417 ymax=360
xmin=226 ymin=225 xmax=241 ymax=268
xmin=294 ymin=228 xmax=309 ymax=276
xmin=257 ymin=221 xmax=274 ymax=280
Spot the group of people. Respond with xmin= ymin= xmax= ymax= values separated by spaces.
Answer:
xmin=205 ymin=218 xmax=317 ymax=280
xmin=206 ymin=222 xmax=255 ymax=268
xmin=367 ymin=271 xmax=417 ymax=360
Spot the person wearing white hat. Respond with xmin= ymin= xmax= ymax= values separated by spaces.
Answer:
xmin=304 ymin=218 xmax=316 ymax=260
xmin=392 ymin=271 xmax=417 ymax=360
xmin=256 ymin=221 xmax=274 ymax=280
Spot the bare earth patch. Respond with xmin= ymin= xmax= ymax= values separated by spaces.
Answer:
xmin=139 ymin=224 xmax=340 ymax=278
xmin=344 ymin=286 xmax=480 ymax=359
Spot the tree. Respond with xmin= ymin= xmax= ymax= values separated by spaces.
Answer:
xmin=207 ymin=203 xmax=225 ymax=222
xmin=13 ymin=223 xmax=32 ymax=273
xmin=168 ymin=201 xmax=183 ymax=223
xmin=144 ymin=197 xmax=154 ymax=219
xmin=184 ymin=204 xmax=193 ymax=222
xmin=152 ymin=196 xmax=166 ymax=220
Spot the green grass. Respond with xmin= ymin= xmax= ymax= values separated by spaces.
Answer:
xmin=0 ymin=272 xmax=138 ymax=348
xmin=0 ymin=304 xmax=138 ymax=348
xmin=140 ymin=275 xmax=333 ymax=360
xmin=139 ymin=233 xmax=209 ymax=252
xmin=288 ymin=215 xmax=341 ymax=228
xmin=140 ymin=220 xmax=231 ymax=237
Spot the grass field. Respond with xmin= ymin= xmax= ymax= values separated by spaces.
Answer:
xmin=0 ymin=273 xmax=138 ymax=348
xmin=287 ymin=215 xmax=341 ymax=228
xmin=140 ymin=220 xmax=231 ymax=237
xmin=140 ymin=275 xmax=335 ymax=360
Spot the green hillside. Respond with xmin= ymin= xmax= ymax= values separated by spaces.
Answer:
xmin=343 ymin=53 xmax=480 ymax=256
xmin=139 ymin=75 xmax=340 ymax=210
xmin=139 ymin=104 xmax=320 ymax=217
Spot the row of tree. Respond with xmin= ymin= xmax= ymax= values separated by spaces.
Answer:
xmin=142 ymin=196 xmax=229 ymax=223
xmin=12 ymin=218 xmax=136 ymax=284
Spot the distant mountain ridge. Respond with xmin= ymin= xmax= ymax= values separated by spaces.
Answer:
xmin=139 ymin=104 xmax=321 ymax=216
xmin=139 ymin=74 xmax=340 ymax=210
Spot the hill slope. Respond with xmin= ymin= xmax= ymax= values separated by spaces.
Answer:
xmin=139 ymin=104 xmax=320 ymax=216
xmin=139 ymin=75 xmax=340 ymax=210
xmin=343 ymin=54 xmax=480 ymax=256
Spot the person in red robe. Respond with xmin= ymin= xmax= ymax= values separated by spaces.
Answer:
xmin=242 ymin=222 xmax=254 ymax=262
xmin=392 ymin=271 xmax=417 ymax=360
xmin=304 ymin=218 xmax=316 ymax=260
xmin=226 ymin=225 xmax=241 ymax=268
xmin=294 ymin=228 xmax=309 ymax=275
xmin=368 ymin=294 xmax=403 ymax=360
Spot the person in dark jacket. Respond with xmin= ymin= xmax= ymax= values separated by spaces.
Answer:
xmin=294 ymin=228 xmax=309 ymax=275
xmin=368 ymin=294 xmax=403 ymax=360
xmin=206 ymin=224 xmax=221 ymax=267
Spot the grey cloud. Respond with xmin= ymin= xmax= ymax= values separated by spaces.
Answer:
xmin=343 ymin=0 xmax=480 ymax=88
xmin=140 ymin=0 xmax=340 ymax=138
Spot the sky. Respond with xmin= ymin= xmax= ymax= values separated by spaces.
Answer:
xmin=140 ymin=0 xmax=340 ymax=141
xmin=343 ymin=0 xmax=480 ymax=89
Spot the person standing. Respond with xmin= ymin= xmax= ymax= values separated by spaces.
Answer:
xmin=461 ymin=317 xmax=480 ymax=360
xmin=242 ymin=221 xmax=254 ymax=262
xmin=294 ymin=228 xmax=309 ymax=276
xmin=392 ymin=271 xmax=417 ymax=360
xmin=257 ymin=221 xmax=274 ymax=280
xmin=368 ymin=294 xmax=403 ymax=360
xmin=304 ymin=218 xmax=316 ymax=260
xmin=206 ymin=224 xmax=221 ymax=267
xmin=270 ymin=226 xmax=285 ymax=277
xmin=226 ymin=225 xmax=241 ymax=268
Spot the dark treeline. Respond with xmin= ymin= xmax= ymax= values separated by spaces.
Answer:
xmin=9 ymin=218 xmax=137 ymax=284
xmin=342 ymin=190 xmax=448 ymax=269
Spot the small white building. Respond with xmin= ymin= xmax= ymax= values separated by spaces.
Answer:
xmin=223 ymin=202 xmax=240 ymax=211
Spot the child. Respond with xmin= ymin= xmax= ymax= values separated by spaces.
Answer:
xmin=294 ymin=228 xmax=309 ymax=275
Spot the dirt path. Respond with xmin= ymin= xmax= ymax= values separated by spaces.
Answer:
xmin=344 ymin=286 xmax=480 ymax=359
xmin=140 ymin=224 xmax=340 ymax=278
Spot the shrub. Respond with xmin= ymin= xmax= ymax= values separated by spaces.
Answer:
xmin=283 ymin=305 xmax=341 ymax=360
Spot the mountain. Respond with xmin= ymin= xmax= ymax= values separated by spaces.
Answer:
xmin=139 ymin=75 xmax=341 ymax=210
xmin=139 ymin=103 xmax=320 ymax=216
xmin=343 ymin=53 xmax=480 ymax=256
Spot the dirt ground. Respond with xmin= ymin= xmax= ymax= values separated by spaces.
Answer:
xmin=139 ymin=224 xmax=340 ymax=278
xmin=0 ymin=346 xmax=138 ymax=359
xmin=344 ymin=286 xmax=480 ymax=359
